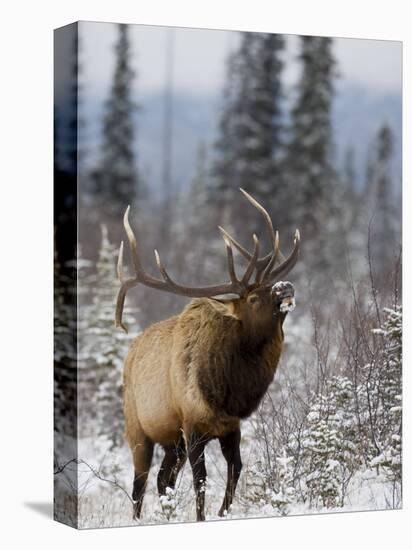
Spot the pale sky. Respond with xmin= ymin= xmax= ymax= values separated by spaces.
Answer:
xmin=79 ymin=21 xmax=402 ymax=99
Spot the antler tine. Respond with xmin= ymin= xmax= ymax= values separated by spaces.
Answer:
xmin=266 ymin=229 xmax=300 ymax=283
xmin=260 ymin=230 xmax=279 ymax=283
xmin=117 ymin=240 xmax=125 ymax=282
xmin=239 ymin=188 xmax=278 ymax=260
xmin=115 ymin=283 xmax=128 ymax=333
xmin=115 ymin=207 xmax=145 ymax=333
xmin=123 ymin=205 xmax=143 ymax=274
xmin=115 ymin=239 xmax=127 ymax=331
xmin=241 ymin=234 xmax=260 ymax=285
xmin=217 ymin=226 xmax=256 ymax=263
xmin=218 ymin=226 xmax=287 ymax=278
xmin=218 ymin=225 xmax=272 ymax=271
xmin=116 ymin=235 xmax=141 ymax=332
xmin=154 ymin=249 xmax=179 ymax=285
xmin=115 ymin=279 xmax=137 ymax=333
xmin=218 ymin=189 xmax=283 ymax=282
xmin=220 ymin=232 xmax=241 ymax=288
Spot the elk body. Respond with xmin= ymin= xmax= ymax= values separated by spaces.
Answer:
xmin=115 ymin=189 xmax=300 ymax=521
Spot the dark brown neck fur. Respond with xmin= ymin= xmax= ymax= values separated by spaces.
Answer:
xmin=181 ymin=299 xmax=285 ymax=419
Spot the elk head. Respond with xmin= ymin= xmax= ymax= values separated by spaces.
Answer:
xmin=115 ymin=188 xmax=300 ymax=335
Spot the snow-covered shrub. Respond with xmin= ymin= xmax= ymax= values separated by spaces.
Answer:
xmin=269 ymin=453 xmax=296 ymax=515
xmin=301 ymin=394 xmax=340 ymax=508
xmin=245 ymin=407 xmax=296 ymax=516
xmin=54 ymin=250 xmax=89 ymax=436
xmin=245 ymin=451 xmax=295 ymax=516
xmin=158 ymin=487 xmax=179 ymax=521
xmin=370 ymin=306 xmax=402 ymax=488
xmin=300 ymin=375 xmax=360 ymax=508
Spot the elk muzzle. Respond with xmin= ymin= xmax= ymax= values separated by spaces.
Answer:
xmin=272 ymin=281 xmax=296 ymax=313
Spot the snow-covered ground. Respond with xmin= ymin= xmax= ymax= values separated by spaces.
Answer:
xmin=74 ymin=424 xmax=400 ymax=530
xmin=62 ymin=308 xmax=401 ymax=529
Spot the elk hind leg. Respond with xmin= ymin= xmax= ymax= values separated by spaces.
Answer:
xmin=157 ymin=436 xmax=186 ymax=497
xmin=129 ymin=433 xmax=154 ymax=520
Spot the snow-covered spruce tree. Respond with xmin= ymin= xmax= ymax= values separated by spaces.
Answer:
xmin=272 ymin=453 xmax=296 ymax=515
xmin=77 ymin=246 xmax=100 ymax=437
xmin=54 ymin=248 xmax=80 ymax=437
xmin=283 ymin=36 xmax=339 ymax=271
xmin=92 ymin=24 xmax=140 ymax=220
xmin=245 ymin=408 xmax=296 ymax=516
xmin=301 ymin=393 xmax=340 ymax=508
xmin=370 ymin=306 xmax=402 ymax=490
xmin=327 ymin=376 xmax=362 ymax=501
xmin=245 ymin=447 xmax=296 ymax=516
xmin=210 ymin=31 xmax=285 ymax=244
xmin=300 ymin=375 xmax=360 ymax=508
xmin=78 ymin=226 xmax=137 ymax=448
xmin=54 ymin=251 xmax=75 ymax=365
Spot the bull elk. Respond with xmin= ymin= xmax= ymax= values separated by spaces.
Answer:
xmin=115 ymin=189 xmax=300 ymax=521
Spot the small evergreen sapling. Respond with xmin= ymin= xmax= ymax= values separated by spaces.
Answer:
xmin=301 ymin=375 xmax=359 ymax=508
xmin=370 ymin=306 xmax=402 ymax=487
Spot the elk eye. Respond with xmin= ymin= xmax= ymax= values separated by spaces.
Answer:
xmin=248 ymin=295 xmax=260 ymax=306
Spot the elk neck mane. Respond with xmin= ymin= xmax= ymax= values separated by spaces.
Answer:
xmin=177 ymin=298 xmax=284 ymax=419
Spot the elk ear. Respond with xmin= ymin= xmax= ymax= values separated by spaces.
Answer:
xmin=207 ymin=298 xmax=240 ymax=320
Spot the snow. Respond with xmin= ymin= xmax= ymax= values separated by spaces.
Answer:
xmin=72 ymin=420 xmax=401 ymax=529
xmin=280 ymin=297 xmax=296 ymax=313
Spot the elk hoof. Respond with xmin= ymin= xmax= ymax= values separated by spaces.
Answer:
xmin=132 ymin=502 xmax=141 ymax=521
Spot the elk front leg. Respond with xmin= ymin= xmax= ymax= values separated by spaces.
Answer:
xmin=187 ymin=431 xmax=209 ymax=521
xmin=218 ymin=429 xmax=242 ymax=517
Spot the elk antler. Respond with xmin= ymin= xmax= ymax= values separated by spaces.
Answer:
xmin=264 ymin=229 xmax=300 ymax=284
xmin=218 ymin=188 xmax=300 ymax=284
xmin=115 ymin=191 xmax=300 ymax=332
xmin=115 ymin=206 xmax=261 ymax=332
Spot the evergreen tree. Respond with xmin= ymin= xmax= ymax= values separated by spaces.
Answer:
xmin=370 ymin=306 xmax=402 ymax=488
xmin=54 ymin=248 xmax=79 ymax=437
xmin=211 ymin=32 xmax=285 ymax=243
xmin=92 ymin=24 xmax=139 ymax=220
xmin=78 ymin=226 xmax=137 ymax=449
xmin=283 ymin=36 xmax=337 ymax=267
xmin=300 ymin=375 xmax=359 ymax=508
xmin=54 ymin=251 xmax=75 ymax=365
xmin=246 ymin=450 xmax=296 ymax=516
xmin=365 ymin=123 xmax=397 ymax=274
